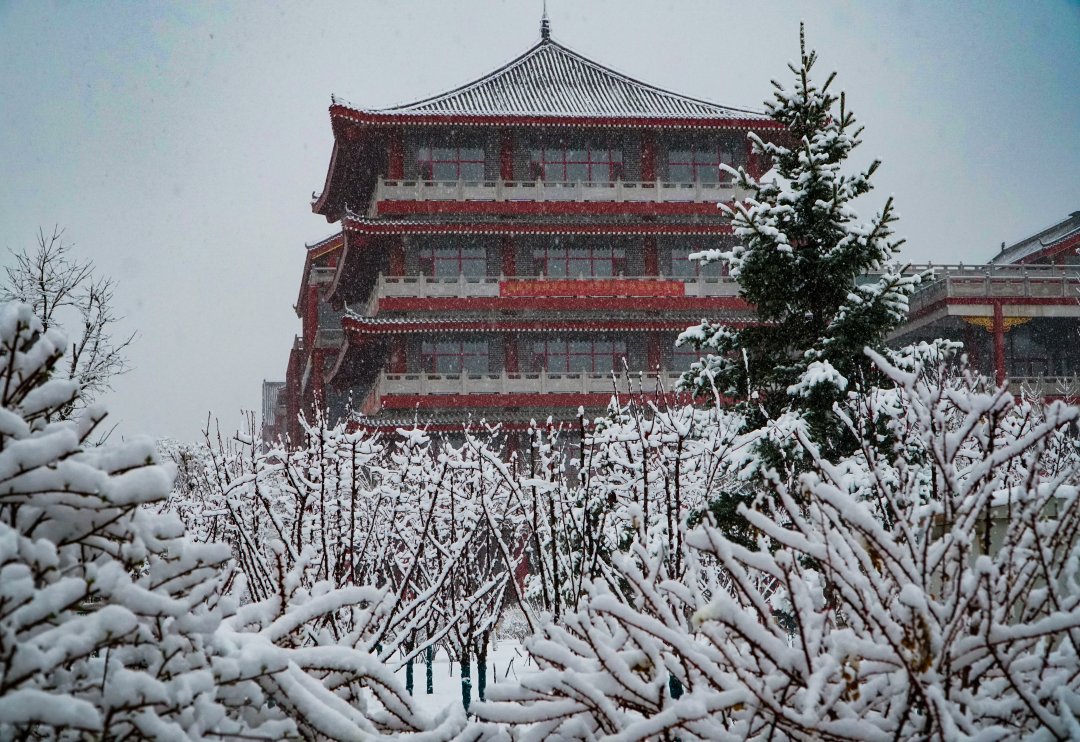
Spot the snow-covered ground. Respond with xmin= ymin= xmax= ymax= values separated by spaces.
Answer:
xmin=394 ymin=641 xmax=534 ymax=715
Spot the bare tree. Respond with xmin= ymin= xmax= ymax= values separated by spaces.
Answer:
xmin=2 ymin=226 xmax=135 ymax=416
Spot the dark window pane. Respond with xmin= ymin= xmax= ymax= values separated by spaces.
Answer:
xmin=460 ymin=162 xmax=484 ymax=181
xmin=697 ymin=165 xmax=721 ymax=183
xmin=431 ymin=162 xmax=457 ymax=180
xmin=669 ymin=164 xmax=693 ymax=182
xmin=565 ymin=163 xmax=588 ymax=182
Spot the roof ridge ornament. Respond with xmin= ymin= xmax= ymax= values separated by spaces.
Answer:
xmin=540 ymin=0 xmax=551 ymax=40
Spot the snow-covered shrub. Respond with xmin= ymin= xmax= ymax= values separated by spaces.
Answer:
xmin=479 ymin=350 xmax=1080 ymax=739
xmin=0 ymin=303 xmax=288 ymax=738
xmin=0 ymin=304 xmax=473 ymax=739
xmin=694 ymin=349 xmax=1080 ymax=738
xmin=520 ymin=401 xmax=743 ymax=622
xmin=169 ymin=413 xmax=526 ymax=715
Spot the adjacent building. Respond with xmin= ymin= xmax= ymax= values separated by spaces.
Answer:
xmin=892 ymin=211 xmax=1080 ymax=390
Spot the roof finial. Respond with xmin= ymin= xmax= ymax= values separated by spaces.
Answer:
xmin=540 ymin=0 xmax=551 ymax=40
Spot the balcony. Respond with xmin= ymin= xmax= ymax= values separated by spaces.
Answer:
xmin=371 ymin=176 xmax=746 ymax=216
xmin=358 ymin=274 xmax=742 ymax=315
xmin=907 ymin=264 xmax=1080 ymax=316
xmin=361 ymin=369 xmax=687 ymax=414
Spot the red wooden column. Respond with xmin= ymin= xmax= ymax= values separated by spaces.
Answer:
xmin=644 ymin=236 xmax=659 ymax=276
xmin=647 ymin=333 xmax=662 ymax=371
xmin=303 ymin=285 xmax=319 ymax=352
xmin=312 ymin=349 xmax=327 ymax=408
xmin=500 ymin=131 xmax=515 ymax=181
xmin=499 ymin=238 xmax=518 ymax=375
xmin=389 ymin=337 xmax=407 ymax=374
xmin=641 ymin=131 xmax=657 ymax=182
xmin=388 ymin=236 xmax=405 ymax=276
xmin=746 ymin=140 xmax=763 ymax=180
xmin=388 ymin=128 xmax=404 ymax=179
xmin=501 ymin=235 xmax=516 ymax=276
xmin=504 ymin=334 xmax=519 ymax=373
xmin=993 ymin=303 xmax=1006 ymax=387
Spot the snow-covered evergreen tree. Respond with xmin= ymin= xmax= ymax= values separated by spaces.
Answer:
xmin=680 ymin=25 xmax=919 ymax=457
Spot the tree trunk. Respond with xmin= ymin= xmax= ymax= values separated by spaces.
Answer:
xmin=477 ymin=641 xmax=488 ymax=701
xmin=460 ymin=647 xmax=472 ymax=713
xmin=426 ymin=644 xmax=434 ymax=695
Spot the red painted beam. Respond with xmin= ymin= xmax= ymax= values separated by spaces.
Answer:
xmin=377 ymin=295 xmax=749 ymax=312
xmin=343 ymin=316 xmax=751 ymax=337
xmin=377 ymin=199 xmax=730 ymax=218
xmin=343 ymin=217 xmax=734 ymax=236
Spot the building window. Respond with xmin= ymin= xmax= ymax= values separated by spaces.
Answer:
xmin=670 ymin=246 xmax=727 ymax=278
xmin=534 ymin=245 xmax=626 ymax=277
xmin=418 ymin=244 xmax=487 ymax=278
xmin=530 ymin=144 xmax=623 ymax=182
xmin=672 ymin=343 xmax=705 ymax=371
xmin=533 ymin=339 xmax=627 ymax=373
xmin=668 ymin=142 xmax=735 ymax=183
xmin=417 ymin=144 xmax=485 ymax=181
xmin=421 ymin=339 xmax=489 ymax=374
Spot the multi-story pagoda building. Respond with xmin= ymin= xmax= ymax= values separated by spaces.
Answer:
xmin=278 ymin=19 xmax=783 ymax=440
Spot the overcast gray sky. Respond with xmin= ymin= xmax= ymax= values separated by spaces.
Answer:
xmin=1 ymin=0 xmax=1078 ymax=442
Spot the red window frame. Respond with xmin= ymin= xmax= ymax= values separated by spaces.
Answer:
xmin=418 ymin=244 xmax=487 ymax=278
xmin=533 ymin=339 xmax=628 ymax=373
xmin=534 ymin=245 xmax=626 ymax=278
xmin=668 ymin=142 xmax=735 ymax=183
xmin=421 ymin=339 xmax=489 ymax=374
xmin=416 ymin=144 xmax=485 ymax=181
xmin=530 ymin=144 xmax=623 ymax=182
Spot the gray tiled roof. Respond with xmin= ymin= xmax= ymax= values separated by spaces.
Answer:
xmin=992 ymin=211 xmax=1080 ymax=264
xmin=341 ymin=38 xmax=768 ymax=121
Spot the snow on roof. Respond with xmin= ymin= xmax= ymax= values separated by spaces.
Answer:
xmin=305 ymin=232 xmax=343 ymax=252
xmin=336 ymin=36 xmax=769 ymax=122
xmin=992 ymin=211 xmax=1080 ymax=265
xmin=341 ymin=209 xmax=734 ymax=235
xmin=342 ymin=313 xmax=756 ymax=331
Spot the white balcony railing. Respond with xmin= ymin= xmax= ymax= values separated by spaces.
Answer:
xmin=374 ymin=176 xmax=745 ymax=205
xmin=370 ymin=369 xmax=684 ymax=401
xmin=906 ymin=264 xmax=1080 ymax=315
